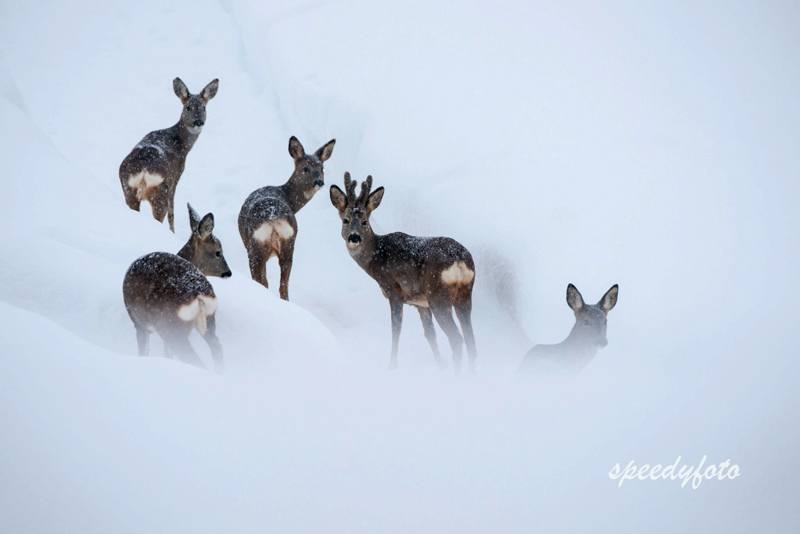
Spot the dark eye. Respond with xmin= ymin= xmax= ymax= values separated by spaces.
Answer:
xmin=215 ymin=251 xmax=221 ymax=257
xmin=361 ymin=220 xmax=368 ymax=226
xmin=342 ymin=218 xmax=350 ymax=224
xmin=303 ymin=166 xmax=310 ymax=173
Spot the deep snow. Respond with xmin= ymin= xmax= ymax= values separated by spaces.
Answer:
xmin=1 ymin=0 xmax=799 ymax=532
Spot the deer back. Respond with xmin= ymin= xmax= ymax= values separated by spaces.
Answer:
xmin=123 ymin=252 xmax=217 ymax=328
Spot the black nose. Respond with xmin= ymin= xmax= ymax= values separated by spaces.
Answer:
xmin=314 ymin=179 xmax=324 ymax=187
xmin=348 ymin=234 xmax=362 ymax=244
xmin=221 ymin=271 xmax=232 ymax=278
xmin=193 ymin=120 xmax=204 ymax=127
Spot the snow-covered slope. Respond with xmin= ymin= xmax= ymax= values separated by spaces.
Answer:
xmin=1 ymin=1 xmax=798 ymax=532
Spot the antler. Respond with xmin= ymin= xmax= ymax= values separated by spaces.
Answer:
xmin=356 ymin=175 xmax=373 ymax=206
xmin=344 ymin=172 xmax=357 ymax=204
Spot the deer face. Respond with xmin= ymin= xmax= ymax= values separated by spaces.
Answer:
xmin=340 ymin=205 xmax=371 ymax=251
xmin=330 ymin=173 xmax=384 ymax=253
xmin=566 ymin=284 xmax=618 ymax=347
xmin=184 ymin=204 xmax=232 ymax=278
xmin=288 ymin=136 xmax=336 ymax=200
xmin=173 ymin=77 xmax=219 ymax=134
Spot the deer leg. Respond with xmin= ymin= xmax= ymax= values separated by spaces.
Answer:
xmin=165 ymin=331 xmax=205 ymax=369
xmin=277 ymin=241 xmax=295 ymax=301
xmin=417 ymin=307 xmax=443 ymax=368
xmin=134 ymin=324 xmax=150 ymax=356
xmin=203 ymin=315 xmax=224 ymax=374
xmin=150 ymin=195 xmax=168 ymax=228
xmin=247 ymin=247 xmax=268 ymax=289
xmin=389 ymin=298 xmax=403 ymax=369
xmin=454 ymin=294 xmax=477 ymax=371
xmin=166 ymin=189 xmax=176 ymax=233
xmin=122 ymin=185 xmax=141 ymax=211
xmin=431 ymin=301 xmax=464 ymax=373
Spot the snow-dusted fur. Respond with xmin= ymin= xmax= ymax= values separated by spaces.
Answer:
xmin=2 ymin=1 xmax=798 ymax=532
xmin=118 ymin=78 xmax=218 ymax=232
xmin=238 ymin=136 xmax=335 ymax=300
xmin=330 ymin=174 xmax=477 ymax=370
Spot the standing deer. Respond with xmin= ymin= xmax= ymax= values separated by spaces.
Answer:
xmin=119 ymin=77 xmax=219 ymax=232
xmin=329 ymin=173 xmax=477 ymax=371
xmin=520 ymin=283 xmax=619 ymax=374
xmin=123 ymin=204 xmax=231 ymax=371
xmin=238 ymin=136 xmax=335 ymax=300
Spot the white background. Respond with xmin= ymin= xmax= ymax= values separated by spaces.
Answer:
xmin=1 ymin=1 xmax=798 ymax=532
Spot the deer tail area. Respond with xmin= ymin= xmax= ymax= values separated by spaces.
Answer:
xmin=176 ymin=295 xmax=218 ymax=335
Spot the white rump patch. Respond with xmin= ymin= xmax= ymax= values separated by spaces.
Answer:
xmin=176 ymin=295 xmax=217 ymax=335
xmin=440 ymin=261 xmax=475 ymax=286
xmin=127 ymin=171 xmax=164 ymax=201
xmin=177 ymin=299 xmax=200 ymax=321
xmin=253 ymin=219 xmax=295 ymax=243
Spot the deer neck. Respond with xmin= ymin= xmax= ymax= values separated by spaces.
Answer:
xmin=280 ymin=175 xmax=313 ymax=213
xmin=561 ymin=324 xmax=601 ymax=358
xmin=349 ymin=232 xmax=379 ymax=272
xmin=176 ymin=238 xmax=195 ymax=264
xmin=173 ymin=120 xmax=201 ymax=155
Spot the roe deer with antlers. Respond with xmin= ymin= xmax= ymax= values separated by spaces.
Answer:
xmin=520 ymin=283 xmax=619 ymax=374
xmin=330 ymin=174 xmax=477 ymax=371
xmin=119 ymin=77 xmax=219 ymax=232
xmin=123 ymin=204 xmax=231 ymax=371
xmin=238 ymin=136 xmax=335 ymax=300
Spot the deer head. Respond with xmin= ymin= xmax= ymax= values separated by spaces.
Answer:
xmin=565 ymin=283 xmax=619 ymax=347
xmin=287 ymin=136 xmax=336 ymax=201
xmin=330 ymin=172 xmax=384 ymax=254
xmin=173 ymin=77 xmax=219 ymax=134
xmin=179 ymin=203 xmax=231 ymax=278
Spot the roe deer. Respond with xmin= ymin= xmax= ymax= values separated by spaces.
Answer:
xmin=123 ymin=204 xmax=231 ymax=371
xmin=520 ymin=283 xmax=619 ymax=374
xmin=119 ymin=77 xmax=219 ymax=232
xmin=330 ymin=174 xmax=477 ymax=371
xmin=238 ymin=136 xmax=335 ymax=300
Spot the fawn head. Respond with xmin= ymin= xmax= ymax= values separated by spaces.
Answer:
xmin=173 ymin=77 xmax=219 ymax=134
xmin=329 ymin=173 xmax=384 ymax=253
xmin=288 ymin=136 xmax=336 ymax=201
xmin=566 ymin=283 xmax=619 ymax=347
xmin=181 ymin=203 xmax=231 ymax=278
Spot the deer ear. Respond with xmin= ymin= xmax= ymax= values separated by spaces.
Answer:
xmin=566 ymin=283 xmax=584 ymax=312
xmin=367 ymin=185 xmax=384 ymax=213
xmin=598 ymin=284 xmax=619 ymax=312
xmin=200 ymin=78 xmax=219 ymax=102
xmin=198 ymin=213 xmax=214 ymax=238
xmin=187 ymin=203 xmax=200 ymax=232
xmin=173 ymin=77 xmax=190 ymax=103
xmin=315 ymin=139 xmax=336 ymax=162
xmin=330 ymin=185 xmax=347 ymax=212
xmin=288 ymin=136 xmax=305 ymax=160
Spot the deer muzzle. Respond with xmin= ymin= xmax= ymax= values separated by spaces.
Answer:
xmin=348 ymin=233 xmax=362 ymax=244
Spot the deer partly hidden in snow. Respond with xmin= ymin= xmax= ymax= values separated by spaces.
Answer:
xmin=330 ymin=174 xmax=477 ymax=371
xmin=238 ymin=136 xmax=335 ymax=300
xmin=123 ymin=204 xmax=231 ymax=372
xmin=520 ymin=283 xmax=619 ymax=374
xmin=119 ymin=77 xmax=219 ymax=232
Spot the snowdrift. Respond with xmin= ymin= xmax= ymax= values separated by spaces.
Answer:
xmin=1 ymin=0 xmax=798 ymax=532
